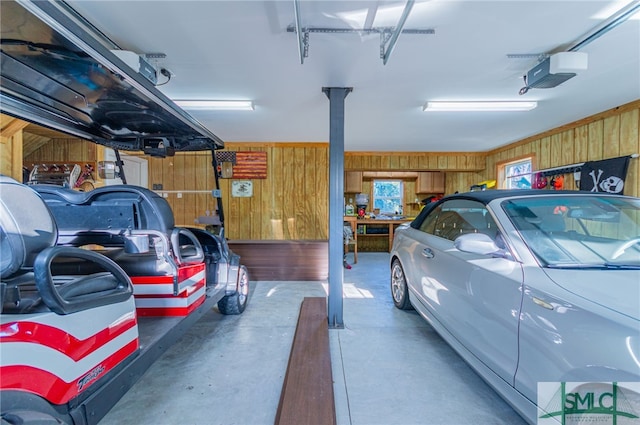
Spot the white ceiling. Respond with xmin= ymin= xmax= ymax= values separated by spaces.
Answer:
xmin=66 ymin=0 xmax=640 ymax=152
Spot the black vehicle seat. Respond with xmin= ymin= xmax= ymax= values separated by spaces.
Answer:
xmin=0 ymin=176 xmax=57 ymax=313
xmin=0 ymin=176 xmax=58 ymax=277
xmin=1 ymin=176 xmax=133 ymax=315
xmin=32 ymin=184 xmax=204 ymax=277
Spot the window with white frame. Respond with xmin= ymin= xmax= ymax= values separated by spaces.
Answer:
xmin=499 ymin=157 xmax=533 ymax=189
xmin=373 ymin=180 xmax=404 ymax=214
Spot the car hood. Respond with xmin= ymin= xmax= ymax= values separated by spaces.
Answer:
xmin=543 ymin=268 xmax=640 ymax=321
xmin=0 ymin=0 xmax=223 ymax=155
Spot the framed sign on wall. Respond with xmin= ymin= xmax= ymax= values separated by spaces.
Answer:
xmin=231 ymin=180 xmax=253 ymax=197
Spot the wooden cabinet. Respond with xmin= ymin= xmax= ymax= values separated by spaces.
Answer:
xmin=416 ymin=172 xmax=445 ymax=194
xmin=345 ymin=171 xmax=363 ymax=193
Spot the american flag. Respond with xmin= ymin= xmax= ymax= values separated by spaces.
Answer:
xmin=232 ymin=151 xmax=267 ymax=179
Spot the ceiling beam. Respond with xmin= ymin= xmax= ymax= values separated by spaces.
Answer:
xmin=0 ymin=117 xmax=30 ymax=138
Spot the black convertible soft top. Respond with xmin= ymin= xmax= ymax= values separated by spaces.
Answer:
xmin=410 ymin=189 xmax=620 ymax=228
xmin=0 ymin=0 xmax=223 ymax=155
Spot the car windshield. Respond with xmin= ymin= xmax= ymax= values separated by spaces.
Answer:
xmin=502 ymin=195 xmax=640 ymax=268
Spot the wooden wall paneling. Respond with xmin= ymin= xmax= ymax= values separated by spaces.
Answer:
xmin=160 ymin=156 xmax=173 ymax=190
xmin=182 ymin=155 xmax=196 ymax=224
xmin=530 ymin=139 xmax=541 ymax=169
xmin=361 ymin=155 xmax=371 ymax=170
xmin=0 ymin=135 xmax=11 ymax=177
xmin=357 ymin=155 xmax=368 ymax=170
xmin=619 ymin=109 xmax=639 ymax=197
xmin=149 ymin=156 xmax=162 ymax=191
xmin=303 ymin=147 xmax=316 ymax=239
xmin=550 ymin=133 xmax=563 ymax=168
xmin=313 ymin=147 xmax=328 ymax=240
xmin=227 ymin=174 xmax=240 ymax=239
xmin=346 ymin=155 xmax=356 ymax=170
xmin=279 ymin=147 xmax=293 ymax=239
xmin=292 ymin=147 xmax=306 ymax=239
xmin=558 ymin=131 xmax=577 ymax=190
xmin=13 ymin=133 xmax=23 ymax=181
xmin=513 ymin=144 xmax=524 ymax=158
xmin=237 ymin=167 xmax=251 ymax=237
xmin=258 ymin=148 xmax=272 ymax=240
xmin=400 ymin=154 xmax=411 ymax=170
xmin=409 ymin=155 xmax=420 ymax=169
xmin=456 ymin=155 xmax=467 ymax=170
xmin=1 ymin=117 xmax=29 ymax=179
xmin=619 ymin=109 xmax=639 ymax=156
xmin=172 ymin=154 xmax=185 ymax=224
xmin=587 ymin=121 xmax=604 ymax=160
xmin=218 ymin=168 xmax=232 ymax=233
xmin=574 ymin=126 xmax=589 ymax=163
xmin=603 ymin=115 xmax=621 ymax=159
xmin=1 ymin=132 xmax=22 ymax=181
xmin=249 ymin=149 xmax=264 ymax=240
xmin=194 ymin=154 xmax=207 ymax=219
xmin=271 ymin=146 xmax=284 ymax=239
xmin=446 ymin=155 xmax=456 ymax=170
xmin=237 ymin=197 xmax=252 ymax=240
xmin=560 ymin=130 xmax=574 ymax=169
xmin=538 ymin=136 xmax=551 ymax=170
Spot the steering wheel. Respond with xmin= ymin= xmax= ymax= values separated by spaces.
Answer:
xmin=611 ymin=237 xmax=640 ymax=260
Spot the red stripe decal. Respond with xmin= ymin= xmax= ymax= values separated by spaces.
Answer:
xmin=134 ymin=280 xmax=205 ymax=299
xmin=0 ymin=315 xmax=137 ymax=361
xmin=177 ymin=263 xmax=205 ymax=282
xmin=136 ymin=295 xmax=205 ymax=317
xmin=0 ymin=339 xmax=138 ymax=404
xmin=130 ymin=275 xmax=173 ymax=284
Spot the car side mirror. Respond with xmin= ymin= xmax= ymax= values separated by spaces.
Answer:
xmin=454 ymin=233 xmax=500 ymax=256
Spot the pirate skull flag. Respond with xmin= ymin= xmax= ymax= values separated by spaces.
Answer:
xmin=579 ymin=156 xmax=631 ymax=193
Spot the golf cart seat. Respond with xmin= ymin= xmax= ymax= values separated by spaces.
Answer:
xmin=0 ymin=176 xmax=133 ymax=315
xmin=32 ymin=184 xmax=208 ymax=316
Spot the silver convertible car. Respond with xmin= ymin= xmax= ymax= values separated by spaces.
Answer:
xmin=390 ymin=190 xmax=640 ymax=424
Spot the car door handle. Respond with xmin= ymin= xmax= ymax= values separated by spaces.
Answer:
xmin=422 ymin=248 xmax=435 ymax=259
xmin=532 ymin=297 xmax=554 ymax=310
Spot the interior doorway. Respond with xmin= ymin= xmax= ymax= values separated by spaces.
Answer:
xmin=103 ymin=149 xmax=148 ymax=187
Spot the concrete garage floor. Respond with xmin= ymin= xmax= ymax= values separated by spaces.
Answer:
xmin=100 ymin=253 xmax=526 ymax=425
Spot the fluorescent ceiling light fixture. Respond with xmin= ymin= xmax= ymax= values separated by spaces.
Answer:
xmin=174 ymin=100 xmax=254 ymax=110
xmin=423 ymin=101 xmax=537 ymax=112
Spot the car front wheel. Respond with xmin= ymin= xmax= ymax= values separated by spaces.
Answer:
xmin=391 ymin=259 xmax=412 ymax=310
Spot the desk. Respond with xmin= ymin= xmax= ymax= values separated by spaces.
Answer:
xmin=355 ymin=218 xmax=413 ymax=252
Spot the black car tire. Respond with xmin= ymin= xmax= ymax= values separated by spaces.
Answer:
xmin=391 ymin=259 xmax=412 ymax=310
xmin=217 ymin=265 xmax=249 ymax=315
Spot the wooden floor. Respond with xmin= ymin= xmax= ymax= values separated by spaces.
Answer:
xmin=275 ymin=297 xmax=336 ymax=425
xmin=228 ymin=240 xmax=328 ymax=281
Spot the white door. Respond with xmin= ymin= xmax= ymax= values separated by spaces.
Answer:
xmin=103 ymin=149 xmax=148 ymax=187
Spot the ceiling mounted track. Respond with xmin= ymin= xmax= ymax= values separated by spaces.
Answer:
xmin=289 ymin=0 xmax=433 ymax=65
xmin=508 ymin=0 xmax=640 ymax=61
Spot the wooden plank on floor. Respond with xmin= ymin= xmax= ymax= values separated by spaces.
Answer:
xmin=275 ymin=297 xmax=336 ymax=425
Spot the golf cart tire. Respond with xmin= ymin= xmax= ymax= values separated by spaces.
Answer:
xmin=217 ymin=265 xmax=249 ymax=315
